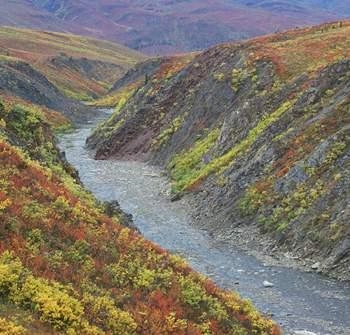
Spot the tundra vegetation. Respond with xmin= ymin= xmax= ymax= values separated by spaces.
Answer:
xmin=0 ymin=28 xmax=279 ymax=335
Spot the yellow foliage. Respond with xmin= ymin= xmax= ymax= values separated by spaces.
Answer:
xmin=0 ymin=318 xmax=26 ymax=335
xmin=165 ymin=312 xmax=188 ymax=332
xmin=0 ymin=118 xmax=6 ymax=128
xmin=83 ymin=294 xmax=137 ymax=335
xmin=16 ymin=276 xmax=84 ymax=331
xmin=0 ymin=252 xmax=23 ymax=295
xmin=0 ymin=198 xmax=12 ymax=213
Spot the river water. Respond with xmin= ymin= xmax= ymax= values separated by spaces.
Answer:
xmin=58 ymin=111 xmax=350 ymax=335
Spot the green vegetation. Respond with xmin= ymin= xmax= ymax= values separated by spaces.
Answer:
xmin=239 ymin=99 xmax=350 ymax=234
xmin=169 ymin=100 xmax=296 ymax=192
xmin=90 ymin=81 xmax=141 ymax=108
xmin=213 ymin=72 xmax=225 ymax=81
xmin=250 ymin=21 xmax=350 ymax=80
xmin=152 ymin=114 xmax=187 ymax=150
xmin=83 ymin=19 xmax=350 ymax=281
xmin=231 ymin=67 xmax=257 ymax=92
xmin=88 ymin=85 xmax=140 ymax=146
xmin=168 ymin=129 xmax=220 ymax=192
xmin=260 ymin=181 xmax=325 ymax=232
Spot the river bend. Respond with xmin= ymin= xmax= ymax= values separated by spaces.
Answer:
xmin=59 ymin=111 xmax=350 ymax=335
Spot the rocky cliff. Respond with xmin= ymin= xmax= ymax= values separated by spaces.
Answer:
xmin=88 ymin=21 xmax=350 ymax=280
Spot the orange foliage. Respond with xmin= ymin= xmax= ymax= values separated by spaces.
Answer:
xmin=154 ymin=55 xmax=193 ymax=81
xmin=248 ymin=20 xmax=350 ymax=79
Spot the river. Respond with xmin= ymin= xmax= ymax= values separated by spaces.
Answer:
xmin=58 ymin=110 xmax=350 ymax=335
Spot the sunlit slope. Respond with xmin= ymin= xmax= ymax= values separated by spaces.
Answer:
xmin=0 ymin=27 xmax=146 ymax=100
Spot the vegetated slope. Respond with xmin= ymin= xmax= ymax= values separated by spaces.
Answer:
xmin=0 ymin=27 xmax=145 ymax=101
xmin=0 ymin=99 xmax=279 ymax=334
xmin=0 ymin=0 xmax=346 ymax=55
xmin=0 ymin=58 xmax=96 ymax=123
xmin=88 ymin=20 xmax=350 ymax=280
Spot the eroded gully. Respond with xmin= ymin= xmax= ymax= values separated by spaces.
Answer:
xmin=58 ymin=110 xmax=350 ymax=335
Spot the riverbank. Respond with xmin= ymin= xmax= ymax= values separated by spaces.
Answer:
xmin=188 ymin=190 xmax=350 ymax=281
xmin=58 ymin=115 xmax=350 ymax=335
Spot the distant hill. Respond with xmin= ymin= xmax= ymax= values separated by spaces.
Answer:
xmin=0 ymin=0 xmax=348 ymax=54
xmin=0 ymin=27 xmax=145 ymax=123
xmin=239 ymin=0 xmax=350 ymax=14
xmin=0 ymin=27 xmax=145 ymax=103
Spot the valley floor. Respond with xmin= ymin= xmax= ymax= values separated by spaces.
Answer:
xmin=59 ymin=111 xmax=350 ymax=335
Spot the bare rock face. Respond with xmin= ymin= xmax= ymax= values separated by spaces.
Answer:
xmin=103 ymin=200 xmax=139 ymax=232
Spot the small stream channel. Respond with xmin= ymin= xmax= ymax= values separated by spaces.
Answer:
xmin=58 ymin=110 xmax=350 ymax=335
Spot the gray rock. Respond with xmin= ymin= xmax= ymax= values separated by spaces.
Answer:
xmin=292 ymin=331 xmax=318 ymax=335
xmin=103 ymin=200 xmax=139 ymax=232
xmin=144 ymin=172 xmax=160 ymax=178
xmin=333 ymin=238 xmax=350 ymax=263
xmin=170 ymin=192 xmax=183 ymax=202
xmin=263 ymin=280 xmax=274 ymax=288
xmin=306 ymin=140 xmax=330 ymax=168
xmin=275 ymin=164 xmax=308 ymax=194
xmin=311 ymin=262 xmax=321 ymax=270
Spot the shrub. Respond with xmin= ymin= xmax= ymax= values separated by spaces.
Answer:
xmin=0 ymin=318 xmax=26 ymax=335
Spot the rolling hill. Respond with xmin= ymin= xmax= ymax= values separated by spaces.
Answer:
xmin=0 ymin=27 xmax=145 ymax=123
xmin=0 ymin=26 xmax=145 ymax=102
xmin=0 ymin=0 xmax=348 ymax=54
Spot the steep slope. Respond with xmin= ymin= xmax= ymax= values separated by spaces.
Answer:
xmin=0 ymin=97 xmax=279 ymax=334
xmin=88 ymin=20 xmax=350 ymax=280
xmin=0 ymin=0 xmax=346 ymax=54
xmin=0 ymin=58 xmax=95 ymax=122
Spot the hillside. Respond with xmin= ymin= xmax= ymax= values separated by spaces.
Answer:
xmin=88 ymin=20 xmax=350 ymax=280
xmin=0 ymin=93 xmax=279 ymax=334
xmin=0 ymin=27 xmax=145 ymax=102
xmin=0 ymin=0 xmax=347 ymax=54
